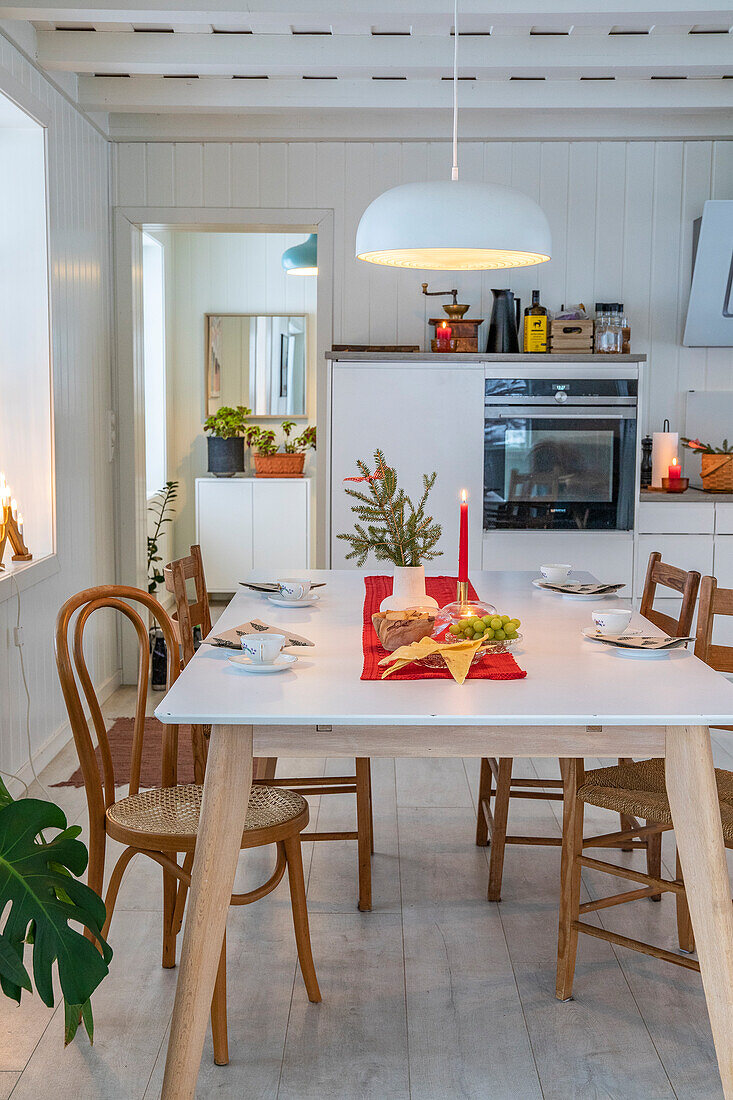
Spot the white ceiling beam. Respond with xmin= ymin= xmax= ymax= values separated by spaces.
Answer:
xmin=37 ymin=29 xmax=733 ymax=77
xmin=105 ymin=106 xmax=733 ymax=140
xmin=78 ymin=74 xmax=733 ymax=112
xmin=5 ymin=2 xmax=733 ymax=26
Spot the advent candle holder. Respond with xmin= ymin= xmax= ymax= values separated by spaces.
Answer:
xmin=0 ymin=503 xmax=32 ymax=567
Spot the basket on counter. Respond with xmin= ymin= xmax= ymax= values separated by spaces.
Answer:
xmin=701 ymin=453 xmax=733 ymax=493
xmin=253 ymin=452 xmax=305 ymax=478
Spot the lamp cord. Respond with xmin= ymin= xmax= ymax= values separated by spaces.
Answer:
xmin=452 ymin=0 xmax=459 ymax=181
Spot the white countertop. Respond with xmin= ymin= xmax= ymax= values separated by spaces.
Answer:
xmin=155 ymin=570 xmax=733 ymax=728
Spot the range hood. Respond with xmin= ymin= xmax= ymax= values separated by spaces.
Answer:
xmin=683 ymin=200 xmax=733 ymax=347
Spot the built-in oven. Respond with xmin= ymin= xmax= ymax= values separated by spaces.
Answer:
xmin=483 ymin=370 xmax=638 ymax=532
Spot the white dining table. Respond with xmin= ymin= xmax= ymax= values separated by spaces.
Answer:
xmin=155 ymin=569 xmax=733 ymax=1099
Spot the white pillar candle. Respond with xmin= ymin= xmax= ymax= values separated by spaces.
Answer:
xmin=17 ymin=513 xmax=23 ymax=536
xmin=652 ymin=428 xmax=679 ymax=488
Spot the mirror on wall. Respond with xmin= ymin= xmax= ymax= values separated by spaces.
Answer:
xmin=205 ymin=313 xmax=308 ymax=418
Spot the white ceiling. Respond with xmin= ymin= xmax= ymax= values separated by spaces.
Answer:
xmin=0 ymin=2 xmax=731 ymax=139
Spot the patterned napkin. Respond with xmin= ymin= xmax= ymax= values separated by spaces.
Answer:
xmin=204 ymin=619 xmax=314 ymax=650
xmin=537 ymin=581 xmax=625 ymax=594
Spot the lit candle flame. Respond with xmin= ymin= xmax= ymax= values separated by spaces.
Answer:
xmin=441 ymin=321 xmax=447 ymax=330
xmin=461 ymin=488 xmax=467 ymax=502
xmin=672 ymin=457 xmax=678 ymax=468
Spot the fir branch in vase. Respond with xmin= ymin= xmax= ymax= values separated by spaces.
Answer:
xmin=337 ymin=449 xmax=443 ymax=568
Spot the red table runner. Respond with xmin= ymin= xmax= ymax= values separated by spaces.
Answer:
xmin=361 ymin=575 xmax=527 ymax=682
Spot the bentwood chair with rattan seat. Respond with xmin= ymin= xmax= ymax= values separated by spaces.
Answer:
xmin=54 ymin=584 xmax=321 ymax=1067
xmin=165 ymin=547 xmax=375 ymax=910
xmin=475 ymin=551 xmax=701 ymax=902
xmin=555 ymin=574 xmax=733 ymax=1000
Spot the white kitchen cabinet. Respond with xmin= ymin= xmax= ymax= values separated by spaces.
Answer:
xmin=483 ymin=531 xmax=634 ymax=588
xmin=637 ymin=501 xmax=714 ymax=535
xmin=634 ymin=534 xmax=714 ymax=599
xmin=329 ymin=363 xmax=485 ymax=569
xmin=196 ymin=477 xmax=311 ymax=593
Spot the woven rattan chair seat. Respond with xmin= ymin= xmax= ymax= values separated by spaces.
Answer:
xmin=107 ymin=782 xmax=307 ymax=839
xmin=579 ymin=758 xmax=733 ymax=842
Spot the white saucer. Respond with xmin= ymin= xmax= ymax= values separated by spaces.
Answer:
xmin=227 ymin=653 xmax=298 ymax=673
xmin=267 ymin=593 xmax=321 ymax=609
xmin=532 ymin=579 xmax=616 ymax=602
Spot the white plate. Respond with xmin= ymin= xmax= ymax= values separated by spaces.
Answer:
xmin=610 ymin=646 xmax=691 ymax=661
xmin=266 ymin=593 xmax=321 ymax=609
xmin=532 ymin=579 xmax=618 ymax=602
xmin=227 ymin=653 xmax=298 ymax=673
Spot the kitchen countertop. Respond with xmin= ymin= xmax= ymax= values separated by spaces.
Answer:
xmin=640 ymin=488 xmax=733 ymax=503
xmin=327 ymin=351 xmax=646 ymax=362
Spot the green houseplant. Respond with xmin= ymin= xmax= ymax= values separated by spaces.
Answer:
xmin=203 ymin=405 xmax=251 ymax=477
xmin=337 ymin=448 xmax=442 ymax=611
xmin=0 ymin=776 xmax=112 ymax=1045
xmin=246 ymin=421 xmax=316 ymax=478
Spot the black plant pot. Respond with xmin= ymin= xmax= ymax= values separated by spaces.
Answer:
xmin=207 ymin=435 xmax=244 ymax=477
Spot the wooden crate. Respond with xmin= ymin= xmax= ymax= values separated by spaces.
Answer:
xmin=550 ymin=319 xmax=594 ymax=354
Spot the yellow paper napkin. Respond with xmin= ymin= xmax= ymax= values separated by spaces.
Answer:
xmin=378 ymin=636 xmax=484 ymax=685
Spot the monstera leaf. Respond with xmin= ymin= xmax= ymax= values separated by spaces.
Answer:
xmin=0 ymin=778 xmax=112 ymax=1044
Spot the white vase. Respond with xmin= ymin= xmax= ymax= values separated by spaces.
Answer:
xmin=379 ymin=564 xmax=440 ymax=612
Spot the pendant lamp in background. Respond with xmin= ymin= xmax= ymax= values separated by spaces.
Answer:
xmin=282 ymin=233 xmax=318 ymax=275
xmin=355 ymin=2 xmax=551 ymax=271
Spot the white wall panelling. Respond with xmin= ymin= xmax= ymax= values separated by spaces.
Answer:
xmin=0 ymin=34 xmax=116 ymax=781
xmin=113 ymin=139 xmax=733 ymax=449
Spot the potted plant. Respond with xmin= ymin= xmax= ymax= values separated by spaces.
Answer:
xmin=203 ymin=405 xmax=251 ymax=477
xmin=146 ymin=480 xmax=178 ymax=690
xmin=0 ymin=776 xmax=112 ymax=1045
xmin=246 ymin=420 xmax=317 ymax=478
xmin=337 ymin=448 xmax=443 ymax=611
xmin=682 ymin=436 xmax=733 ymax=493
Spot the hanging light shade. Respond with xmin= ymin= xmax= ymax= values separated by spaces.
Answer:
xmin=355 ymin=180 xmax=551 ymax=270
xmin=355 ymin=0 xmax=551 ymax=271
xmin=282 ymin=233 xmax=317 ymax=275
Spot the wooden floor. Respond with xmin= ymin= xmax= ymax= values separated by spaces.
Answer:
xmin=4 ymin=686 xmax=733 ymax=1098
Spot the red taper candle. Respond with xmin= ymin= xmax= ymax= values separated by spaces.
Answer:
xmin=458 ymin=489 xmax=469 ymax=583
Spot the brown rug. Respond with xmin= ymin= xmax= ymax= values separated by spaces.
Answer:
xmin=53 ymin=717 xmax=195 ymax=789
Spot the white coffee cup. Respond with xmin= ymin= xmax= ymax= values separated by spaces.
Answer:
xmin=240 ymin=633 xmax=287 ymax=664
xmin=277 ymin=578 xmax=312 ymax=602
xmin=540 ymin=563 xmax=572 ymax=584
xmin=591 ymin=609 xmax=632 ymax=636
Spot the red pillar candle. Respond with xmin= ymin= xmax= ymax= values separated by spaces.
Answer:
xmin=437 ymin=320 xmax=452 ymax=342
xmin=458 ymin=489 xmax=469 ymax=583
xmin=668 ymin=458 xmax=681 ymax=479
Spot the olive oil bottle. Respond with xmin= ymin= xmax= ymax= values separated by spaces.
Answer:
xmin=523 ymin=290 xmax=549 ymax=353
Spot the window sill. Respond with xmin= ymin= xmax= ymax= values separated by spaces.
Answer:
xmin=0 ymin=553 xmax=60 ymax=603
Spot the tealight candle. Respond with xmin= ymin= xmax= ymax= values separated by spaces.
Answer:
xmin=436 ymin=320 xmax=452 ymax=342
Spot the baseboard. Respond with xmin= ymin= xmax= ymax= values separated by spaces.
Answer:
xmin=5 ymin=668 xmax=122 ymax=797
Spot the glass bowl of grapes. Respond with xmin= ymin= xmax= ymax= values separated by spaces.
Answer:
xmin=419 ymin=603 xmax=522 ymax=667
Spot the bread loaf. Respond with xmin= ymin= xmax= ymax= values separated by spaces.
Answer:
xmin=372 ymin=609 xmax=436 ymax=652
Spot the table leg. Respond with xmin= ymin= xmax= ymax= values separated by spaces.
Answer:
xmin=161 ymin=724 xmax=253 ymax=1100
xmin=665 ymin=725 xmax=733 ymax=1099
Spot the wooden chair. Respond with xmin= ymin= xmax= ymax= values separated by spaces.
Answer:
xmin=55 ymin=584 xmax=320 ymax=1067
xmin=555 ymin=574 xmax=733 ymax=1000
xmin=475 ymin=551 xmax=701 ymax=902
xmin=165 ymin=547 xmax=375 ymax=911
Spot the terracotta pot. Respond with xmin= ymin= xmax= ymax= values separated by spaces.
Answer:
xmin=253 ymin=452 xmax=305 ymax=478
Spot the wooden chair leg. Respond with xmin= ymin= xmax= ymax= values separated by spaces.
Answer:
xmin=646 ymin=827 xmax=663 ymax=902
xmin=556 ymin=758 xmax=585 ymax=1001
xmin=283 ymin=836 xmax=321 ymax=1003
xmin=162 ymin=866 xmax=178 ymax=968
xmin=675 ymin=850 xmax=695 ymax=953
xmin=365 ymin=758 xmax=375 ymax=854
xmin=475 ymin=757 xmax=491 ymax=847
xmin=618 ymin=757 xmax=635 ymax=850
xmin=210 ymin=933 xmax=228 ymax=1066
xmin=355 ymin=757 xmax=373 ymax=912
xmin=487 ymin=758 xmax=513 ymax=902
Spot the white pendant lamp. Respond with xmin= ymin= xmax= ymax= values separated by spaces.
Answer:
xmin=355 ymin=2 xmax=551 ymax=271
